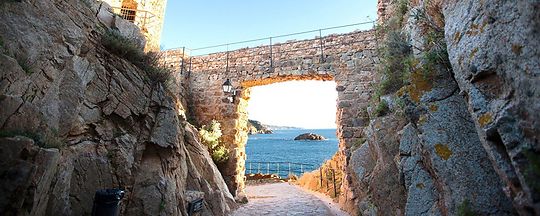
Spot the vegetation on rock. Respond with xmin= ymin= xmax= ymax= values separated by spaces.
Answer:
xmin=199 ymin=120 xmax=229 ymax=164
xmin=101 ymin=29 xmax=172 ymax=87
xmin=0 ymin=129 xmax=65 ymax=149
xmin=457 ymin=200 xmax=475 ymax=216
xmin=374 ymin=99 xmax=390 ymax=117
xmin=0 ymin=35 xmax=33 ymax=74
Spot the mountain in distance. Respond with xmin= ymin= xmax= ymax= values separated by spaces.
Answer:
xmin=264 ymin=124 xmax=303 ymax=130
xmin=247 ymin=120 xmax=272 ymax=135
xmin=247 ymin=119 xmax=303 ymax=134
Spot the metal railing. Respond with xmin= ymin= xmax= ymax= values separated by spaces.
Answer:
xmin=161 ymin=21 xmax=378 ymax=77
xmin=245 ymin=161 xmax=341 ymax=197
xmin=110 ymin=7 xmax=157 ymax=31
xmin=164 ymin=21 xmax=376 ymax=57
xmin=245 ymin=161 xmax=316 ymax=178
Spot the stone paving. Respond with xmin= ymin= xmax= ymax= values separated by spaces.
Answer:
xmin=231 ymin=183 xmax=348 ymax=216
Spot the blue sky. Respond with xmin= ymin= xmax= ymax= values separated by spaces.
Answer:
xmin=160 ymin=1 xmax=378 ymax=128
xmin=161 ymin=1 xmax=378 ymax=51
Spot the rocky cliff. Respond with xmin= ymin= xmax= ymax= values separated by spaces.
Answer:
xmin=335 ymin=0 xmax=539 ymax=215
xmin=0 ymin=0 xmax=235 ymax=215
xmin=247 ymin=120 xmax=272 ymax=135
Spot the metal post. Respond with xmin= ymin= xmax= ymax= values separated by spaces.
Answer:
xmin=188 ymin=57 xmax=192 ymax=77
xmin=319 ymin=29 xmax=324 ymax=62
xmin=326 ymin=168 xmax=329 ymax=189
xmin=225 ymin=51 xmax=229 ymax=73
xmin=319 ymin=168 xmax=323 ymax=188
xmin=249 ymin=162 xmax=252 ymax=174
xmin=332 ymin=169 xmax=337 ymax=197
xmin=269 ymin=37 xmax=273 ymax=70
xmin=189 ymin=57 xmax=193 ymax=73
xmin=142 ymin=11 xmax=147 ymax=28
xmin=180 ymin=47 xmax=185 ymax=75
xmin=288 ymin=162 xmax=291 ymax=176
xmin=267 ymin=163 xmax=270 ymax=175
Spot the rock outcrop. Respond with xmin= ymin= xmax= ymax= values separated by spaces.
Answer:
xmin=335 ymin=0 xmax=538 ymax=215
xmin=294 ymin=133 xmax=326 ymax=141
xmin=444 ymin=1 xmax=540 ymax=214
xmin=247 ymin=120 xmax=272 ymax=135
xmin=0 ymin=0 xmax=236 ymax=215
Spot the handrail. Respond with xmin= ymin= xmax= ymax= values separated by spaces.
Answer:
xmin=247 ymin=161 xmax=316 ymax=166
xmin=245 ymin=161 xmax=318 ymax=179
xmin=163 ymin=21 xmax=375 ymax=56
xmin=190 ymin=21 xmax=374 ymax=52
xmin=110 ymin=7 xmax=157 ymax=29
xmin=244 ymin=161 xmax=341 ymax=197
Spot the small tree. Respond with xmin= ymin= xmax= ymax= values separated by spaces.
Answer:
xmin=199 ymin=120 xmax=229 ymax=164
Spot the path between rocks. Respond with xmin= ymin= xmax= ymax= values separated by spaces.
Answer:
xmin=231 ymin=183 xmax=348 ymax=216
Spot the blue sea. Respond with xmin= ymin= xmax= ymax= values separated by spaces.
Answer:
xmin=245 ymin=129 xmax=338 ymax=178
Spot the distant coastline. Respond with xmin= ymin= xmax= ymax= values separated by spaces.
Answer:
xmin=248 ymin=119 xmax=304 ymax=133
xmin=265 ymin=125 xmax=304 ymax=130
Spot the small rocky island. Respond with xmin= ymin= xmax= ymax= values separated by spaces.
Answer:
xmin=294 ymin=133 xmax=326 ymax=141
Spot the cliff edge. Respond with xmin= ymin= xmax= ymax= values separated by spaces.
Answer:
xmin=0 ymin=0 xmax=236 ymax=215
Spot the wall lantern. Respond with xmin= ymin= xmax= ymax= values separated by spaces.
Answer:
xmin=222 ymin=79 xmax=239 ymax=103
xmin=222 ymin=78 xmax=233 ymax=94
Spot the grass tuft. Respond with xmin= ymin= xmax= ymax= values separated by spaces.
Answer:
xmin=457 ymin=200 xmax=475 ymax=216
xmin=374 ymin=100 xmax=390 ymax=117
xmin=101 ymin=29 xmax=173 ymax=88
xmin=0 ymin=129 xmax=65 ymax=149
xmin=14 ymin=53 xmax=33 ymax=75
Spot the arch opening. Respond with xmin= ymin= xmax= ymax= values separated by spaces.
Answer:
xmin=244 ymin=80 xmax=339 ymax=180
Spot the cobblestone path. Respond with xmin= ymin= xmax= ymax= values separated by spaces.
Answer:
xmin=231 ymin=183 xmax=348 ymax=216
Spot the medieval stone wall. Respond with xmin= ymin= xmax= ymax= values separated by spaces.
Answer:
xmin=164 ymin=30 xmax=379 ymax=198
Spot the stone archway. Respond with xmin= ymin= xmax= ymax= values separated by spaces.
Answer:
xmin=165 ymin=29 xmax=378 ymax=198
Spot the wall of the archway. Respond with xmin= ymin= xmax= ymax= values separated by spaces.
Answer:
xmin=167 ymin=29 xmax=378 ymax=198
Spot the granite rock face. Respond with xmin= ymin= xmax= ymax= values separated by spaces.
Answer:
xmin=443 ymin=1 xmax=540 ymax=214
xmin=341 ymin=0 xmax=537 ymax=215
xmin=0 ymin=0 xmax=235 ymax=215
xmin=346 ymin=114 xmax=407 ymax=215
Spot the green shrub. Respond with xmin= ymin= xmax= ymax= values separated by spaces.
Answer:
xmin=15 ymin=53 xmax=33 ymax=75
xmin=211 ymin=145 xmax=229 ymax=164
xmin=0 ymin=0 xmax=22 ymax=8
xmin=101 ymin=29 xmax=145 ymax=63
xmin=101 ymin=29 xmax=172 ymax=87
xmin=0 ymin=36 xmax=34 ymax=74
xmin=457 ymin=200 xmax=475 ymax=216
xmin=140 ymin=52 xmax=173 ymax=87
xmin=377 ymin=30 xmax=413 ymax=95
xmin=352 ymin=137 xmax=367 ymax=151
xmin=374 ymin=100 xmax=390 ymax=117
xmin=524 ymin=150 xmax=540 ymax=193
xmin=199 ymin=120 xmax=229 ymax=164
xmin=412 ymin=6 xmax=452 ymax=78
xmin=0 ymin=129 xmax=65 ymax=149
